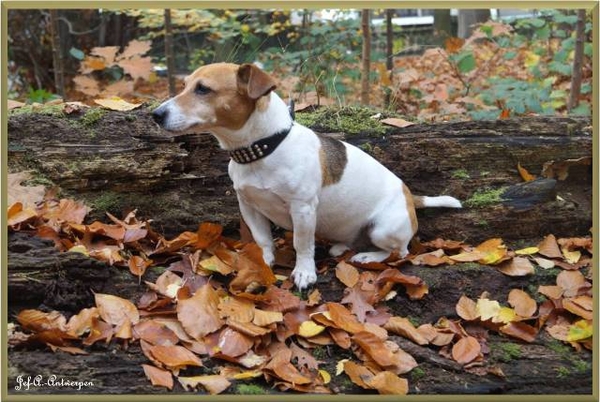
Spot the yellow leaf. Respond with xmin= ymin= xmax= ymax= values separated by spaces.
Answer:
xmin=231 ymin=370 xmax=262 ymax=380
xmin=298 ymin=321 xmax=326 ymax=338
xmin=561 ymin=248 xmax=581 ymax=264
xmin=94 ymin=96 xmax=142 ymax=111
xmin=336 ymin=359 xmax=349 ymax=376
xmin=476 ymin=298 xmax=501 ymax=321
xmin=567 ymin=319 xmax=592 ymax=342
xmin=492 ymin=306 xmax=517 ymax=324
xmin=318 ymin=369 xmax=331 ymax=384
xmin=517 ymin=162 xmax=536 ymax=182
xmin=524 ymin=51 xmax=540 ymax=68
xmin=68 ymin=245 xmax=89 ymax=256
xmin=515 ymin=246 xmax=539 ymax=255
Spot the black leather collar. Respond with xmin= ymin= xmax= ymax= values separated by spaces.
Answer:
xmin=229 ymin=124 xmax=293 ymax=164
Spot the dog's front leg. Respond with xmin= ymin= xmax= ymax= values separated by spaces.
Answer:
xmin=289 ymin=198 xmax=318 ymax=290
xmin=237 ymin=197 xmax=275 ymax=267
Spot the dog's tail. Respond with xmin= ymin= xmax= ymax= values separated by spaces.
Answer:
xmin=414 ymin=195 xmax=462 ymax=209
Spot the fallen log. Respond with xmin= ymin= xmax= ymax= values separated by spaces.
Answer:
xmin=8 ymin=107 xmax=592 ymax=242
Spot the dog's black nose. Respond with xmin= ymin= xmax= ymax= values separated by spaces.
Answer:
xmin=152 ymin=108 xmax=168 ymax=126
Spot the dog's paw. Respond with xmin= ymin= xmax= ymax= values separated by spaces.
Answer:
xmin=329 ymin=243 xmax=350 ymax=257
xmin=291 ymin=266 xmax=317 ymax=290
xmin=261 ymin=250 xmax=275 ymax=267
xmin=349 ymin=250 xmax=391 ymax=264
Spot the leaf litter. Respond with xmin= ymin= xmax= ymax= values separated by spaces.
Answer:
xmin=7 ymin=179 xmax=593 ymax=394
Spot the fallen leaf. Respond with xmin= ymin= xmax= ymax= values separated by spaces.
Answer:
xmin=517 ymin=162 xmax=536 ymax=182
xmin=343 ymin=360 xmax=374 ymax=389
xmin=556 ymin=270 xmax=587 ymax=297
xmin=142 ymin=364 xmax=173 ymax=390
xmin=178 ymin=375 xmax=231 ymax=394
xmin=456 ymin=295 xmax=479 ymax=321
xmin=499 ymin=322 xmax=538 ymax=342
xmin=335 ymin=261 xmax=360 ymax=288
xmin=384 ymin=316 xmax=429 ymax=345
xmin=252 ymin=309 xmax=283 ymax=327
xmin=534 ymin=257 xmax=555 ymax=269
xmin=177 ymin=284 xmax=224 ymax=340
xmin=133 ymin=320 xmax=179 ymax=346
xmin=95 ymin=293 xmax=139 ymax=327
xmin=566 ymin=319 xmax=592 ymax=342
xmin=298 ymin=321 xmax=326 ymax=338
xmin=452 ymin=336 xmax=481 ymax=364
xmin=94 ymin=97 xmax=142 ymax=111
xmin=17 ymin=310 xmax=67 ymax=333
xmin=381 ymin=117 xmax=414 ymax=128
xmin=147 ymin=344 xmax=203 ymax=370
xmin=307 ymin=289 xmax=321 ymax=306
xmin=537 ymin=234 xmax=562 ymax=259
xmin=515 ymin=246 xmax=539 ymax=255
xmin=8 ymin=172 xmax=46 ymax=208
xmin=476 ymin=298 xmax=501 ymax=321
xmin=537 ymin=285 xmax=563 ymax=300
xmin=66 ymin=307 xmax=99 ymax=337
xmin=497 ymin=257 xmax=535 ymax=276
xmin=562 ymin=296 xmax=593 ymax=320
xmin=366 ymin=371 xmax=409 ymax=395
xmin=561 ymin=248 xmax=581 ymax=264
xmin=352 ymin=331 xmax=396 ymax=367
xmin=218 ymin=327 xmax=254 ymax=357
xmin=8 ymin=99 xmax=26 ymax=110
xmin=507 ymin=289 xmax=537 ymax=318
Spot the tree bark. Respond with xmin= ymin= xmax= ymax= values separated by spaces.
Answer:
xmin=568 ymin=9 xmax=586 ymax=111
xmin=48 ymin=9 xmax=65 ymax=98
xmin=434 ymin=9 xmax=453 ymax=40
xmin=457 ymin=9 xmax=490 ymax=39
xmin=384 ymin=9 xmax=394 ymax=108
xmin=360 ymin=9 xmax=371 ymax=105
xmin=164 ymin=8 xmax=177 ymax=97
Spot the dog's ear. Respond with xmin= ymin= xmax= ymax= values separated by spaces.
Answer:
xmin=237 ymin=64 xmax=277 ymax=100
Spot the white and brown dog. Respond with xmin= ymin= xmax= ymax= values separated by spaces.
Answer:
xmin=152 ymin=63 xmax=461 ymax=290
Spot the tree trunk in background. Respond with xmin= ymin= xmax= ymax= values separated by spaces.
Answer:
xmin=98 ymin=9 xmax=108 ymax=46
xmin=48 ymin=10 xmax=65 ymax=98
xmin=568 ymin=9 xmax=586 ymax=111
xmin=384 ymin=9 xmax=394 ymax=108
xmin=434 ymin=9 xmax=453 ymax=42
xmin=361 ymin=9 xmax=371 ymax=105
xmin=457 ymin=9 xmax=490 ymax=38
xmin=164 ymin=9 xmax=177 ymax=97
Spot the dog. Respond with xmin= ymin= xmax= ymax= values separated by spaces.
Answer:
xmin=152 ymin=63 xmax=462 ymax=290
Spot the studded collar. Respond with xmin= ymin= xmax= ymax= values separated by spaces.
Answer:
xmin=229 ymin=124 xmax=293 ymax=164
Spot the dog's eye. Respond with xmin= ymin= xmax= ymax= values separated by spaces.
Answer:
xmin=195 ymin=83 xmax=212 ymax=95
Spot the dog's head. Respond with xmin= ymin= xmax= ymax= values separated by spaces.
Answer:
xmin=152 ymin=63 xmax=276 ymax=133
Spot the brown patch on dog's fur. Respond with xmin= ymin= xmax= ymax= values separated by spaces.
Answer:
xmin=318 ymin=135 xmax=347 ymax=186
xmin=402 ymin=183 xmax=418 ymax=233
xmin=172 ymin=63 xmax=273 ymax=131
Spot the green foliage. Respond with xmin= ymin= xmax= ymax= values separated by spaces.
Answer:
xmin=26 ymin=88 xmax=60 ymax=104
xmin=235 ymin=384 xmax=267 ymax=395
xmin=464 ymin=187 xmax=506 ymax=208
xmin=295 ymin=106 xmax=388 ymax=136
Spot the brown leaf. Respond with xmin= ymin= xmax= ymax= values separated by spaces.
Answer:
xmin=8 ymin=172 xmax=46 ymax=208
xmin=537 ymin=234 xmax=563 ymax=259
xmin=145 ymin=270 xmax=183 ymax=298
xmin=118 ymin=56 xmax=154 ymax=81
xmin=562 ymin=296 xmax=593 ymax=320
xmin=456 ymin=295 xmax=479 ymax=321
xmin=17 ymin=310 xmax=67 ymax=333
xmin=95 ymin=293 xmax=139 ymax=327
xmin=128 ymin=255 xmax=153 ymax=277
xmin=264 ymin=345 xmax=312 ymax=385
xmin=116 ymin=39 xmax=152 ymax=60
xmin=147 ymin=344 xmax=203 ymax=370
xmin=410 ymin=249 xmax=452 ymax=266
xmin=499 ymin=322 xmax=538 ymax=342
xmin=384 ymin=316 xmax=429 ymax=345
xmin=366 ymin=371 xmax=409 ymax=395
xmin=229 ymin=243 xmax=276 ymax=295
xmin=94 ymin=97 xmax=142 ymax=111
xmin=451 ymin=336 xmax=481 ymax=364
xmin=218 ymin=327 xmax=254 ymax=357
xmin=352 ymin=331 xmax=396 ymax=367
xmin=83 ymin=317 xmax=114 ymax=345
xmin=178 ymin=375 xmax=231 ymax=394
xmin=177 ymin=284 xmax=224 ymax=340
xmin=252 ymin=309 xmax=283 ymax=327
xmin=290 ymin=342 xmax=320 ymax=371
xmin=142 ymin=364 xmax=173 ymax=390
xmin=381 ymin=117 xmax=414 ymax=128
xmin=343 ymin=360 xmax=374 ymax=389
xmin=73 ymin=75 xmax=100 ymax=96
xmin=218 ymin=296 xmax=255 ymax=323
xmin=327 ymin=303 xmax=365 ymax=334
xmin=307 ymin=289 xmax=322 ymax=306
xmin=7 ymin=202 xmax=39 ymax=228
xmin=496 ymin=257 xmax=535 ymax=276
xmin=340 ymin=287 xmax=375 ymax=323
xmin=90 ymin=46 xmax=119 ymax=65
xmin=507 ymin=289 xmax=537 ymax=318
xmin=335 ymin=261 xmax=360 ymax=288
xmin=66 ymin=307 xmax=99 ymax=337
xmin=556 ymin=270 xmax=587 ymax=297
xmin=537 ymin=285 xmax=564 ymax=300
xmin=133 ymin=320 xmax=179 ymax=346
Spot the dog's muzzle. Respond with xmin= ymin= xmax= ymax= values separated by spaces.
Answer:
xmin=152 ymin=105 xmax=169 ymax=127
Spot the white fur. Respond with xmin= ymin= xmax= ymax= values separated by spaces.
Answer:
xmin=155 ymin=65 xmax=461 ymax=290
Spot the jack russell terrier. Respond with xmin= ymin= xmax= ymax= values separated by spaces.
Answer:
xmin=152 ymin=63 xmax=461 ymax=290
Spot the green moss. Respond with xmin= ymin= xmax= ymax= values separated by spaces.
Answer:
xmin=235 ymin=384 xmax=267 ymax=395
xmin=295 ymin=106 xmax=390 ymax=136
xmin=494 ymin=342 xmax=522 ymax=362
xmin=9 ymin=104 xmax=65 ymax=117
xmin=410 ymin=367 xmax=426 ymax=381
xmin=572 ymin=358 xmax=591 ymax=373
xmin=547 ymin=339 xmax=571 ymax=355
xmin=452 ymin=169 xmax=470 ymax=179
xmin=146 ymin=100 xmax=164 ymax=112
xmin=90 ymin=191 xmax=123 ymax=213
xmin=312 ymin=346 xmax=327 ymax=360
xmin=80 ymin=108 xmax=106 ymax=127
xmin=464 ymin=187 xmax=507 ymax=208
xmin=555 ymin=366 xmax=570 ymax=378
